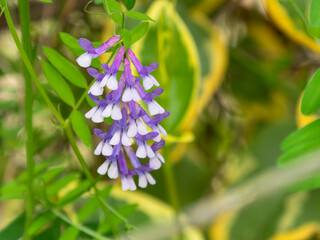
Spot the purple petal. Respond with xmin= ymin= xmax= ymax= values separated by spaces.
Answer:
xmin=124 ymin=58 xmax=134 ymax=85
xmin=87 ymin=68 xmax=99 ymax=78
xmin=95 ymin=35 xmax=121 ymax=54
xmin=127 ymin=49 xmax=143 ymax=74
xmin=94 ymin=128 xmax=104 ymax=138
xmin=148 ymin=111 xmax=170 ymax=124
xmin=110 ymin=46 xmax=125 ymax=73
xmin=151 ymin=139 xmax=165 ymax=151
xmin=101 ymin=63 xmax=110 ymax=73
xmin=118 ymin=150 xmax=129 ymax=175
xmin=88 ymin=93 xmax=101 ymax=105
xmin=119 ymin=107 xmax=128 ymax=127
xmin=79 ymin=38 xmax=96 ymax=53
xmin=146 ymin=62 xmax=158 ymax=73
xmin=135 ymin=132 xmax=159 ymax=142
xmin=149 ymin=88 xmax=163 ymax=99
xmin=125 ymin=146 xmax=142 ymax=169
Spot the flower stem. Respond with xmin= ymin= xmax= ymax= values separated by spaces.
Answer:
xmin=17 ymin=1 xmax=34 ymax=239
xmin=4 ymin=5 xmax=127 ymax=237
xmin=64 ymin=123 xmax=120 ymax=238
xmin=3 ymin=5 xmax=65 ymax=125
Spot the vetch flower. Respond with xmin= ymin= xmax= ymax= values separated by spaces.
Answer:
xmin=76 ymin=35 xmax=170 ymax=191
xmin=100 ymin=45 xmax=125 ymax=90
xmin=76 ymin=35 xmax=120 ymax=68
xmin=127 ymin=49 xmax=160 ymax=90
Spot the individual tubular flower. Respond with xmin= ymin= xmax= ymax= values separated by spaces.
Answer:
xmin=100 ymin=46 xmax=125 ymax=90
xmin=76 ymin=35 xmax=170 ymax=191
xmin=77 ymin=35 xmax=120 ymax=68
xmin=127 ymin=49 xmax=160 ymax=90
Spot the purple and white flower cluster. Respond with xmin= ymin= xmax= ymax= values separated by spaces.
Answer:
xmin=76 ymin=35 xmax=169 ymax=191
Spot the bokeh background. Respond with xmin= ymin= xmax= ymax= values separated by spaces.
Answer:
xmin=1 ymin=0 xmax=320 ymax=239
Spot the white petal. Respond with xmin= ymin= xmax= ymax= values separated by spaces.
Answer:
xmin=149 ymin=157 xmax=161 ymax=170
xmin=121 ymin=131 xmax=132 ymax=146
xmin=97 ymin=160 xmax=110 ymax=175
xmin=76 ymin=52 xmax=93 ymax=68
xmin=156 ymin=152 xmax=165 ymax=163
xmin=85 ymin=106 xmax=98 ymax=119
xmin=109 ymin=129 xmax=121 ymax=145
xmin=102 ymin=141 xmax=113 ymax=156
xmin=157 ymin=124 xmax=167 ymax=137
xmin=152 ymin=126 xmax=161 ymax=142
xmin=131 ymin=88 xmax=141 ymax=102
xmin=128 ymin=176 xmax=137 ymax=191
xmin=145 ymin=172 xmax=156 ymax=185
xmin=136 ymin=142 xmax=147 ymax=158
xmin=94 ymin=140 xmax=104 ymax=155
xmin=89 ymin=81 xmax=103 ymax=96
xmin=101 ymin=104 xmax=113 ymax=118
xmin=111 ymin=103 xmax=122 ymax=120
xmin=121 ymin=175 xmax=130 ymax=191
xmin=153 ymin=101 xmax=165 ymax=114
xmin=107 ymin=74 xmax=118 ymax=90
xmin=138 ymin=173 xmax=147 ymax=188
xmin=108 ymin=161 xmax=118 ymax=179
xmin=145 ymin=143 xmax=155 ymax=158
xmin=142 ymin=75 xmax=154 ymax=90
xmin=137 ymin=119 xmax=148 ymax=135
xmin=127 ymin=120 xmax=138 ymax=137
xmin=147 ymin=101 xmax=159 ymax=116
xmin=92 ymin=107 xmax=104 ymax=123
xmin=122 ymin=86 xmax=133 ymax=102
xmin=99 ymin=74 xmax=111 ymax=88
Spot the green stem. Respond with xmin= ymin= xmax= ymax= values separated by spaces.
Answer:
xmin=51 ymin=208 xmax=112 ymax=240
xmin=4 ymin=5 xmax=127 ymax=237
xmin=18 ymin=1 xmax=34 ymax=239
xmin=3 ymin=5 xmax=65 ymax=125
xmin=64 ymin=123 xmax=120 ymax=238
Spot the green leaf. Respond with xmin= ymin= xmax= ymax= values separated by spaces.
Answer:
xmin=301 ymin=68 xmax=320 ymax=115
xmin=58 ymin=180 xmax=91 ymax=205
xmin=281 ymin=119 xmax=320 ymax=151
xmin=43 ymin=47 xmax=87 ymax=88
xmin=119 ymin=28 xmax=132 ymax=49
xmin=0 ymin=181 xmax=25 ymax=200
xmin=97 ymin=204 xmax=138 ymax=234
xmin=28 ymin=213 xmax=55 ymax=235
xmin=58 ymin=227 xmax=79 ymax=240
xmin=125 ymin=10 xmax=155 ymax=22
xmin=46 ymin=173 xmax=80 ymax=196
xmin=308 ymin=25 xmax=320 ymax=39
xmin=39 ymin=0 xmax=52 ymax=2
xmin=40 ymin=167 xmax=65 ymax=182
xmin=122 ymin=0 xmax=135 ymax=10
xmin=41 ymin=61 xmax=75 ymax=106
xmin=310 ymin=0 xmax=320 ymax=26
xmin=133 ymin=1 xmax=201 ymax=131
xmin=278 ymin=139 xmax=320 ymax=165
xmin=130 ymin=22 xmax=149 ymax=44
xmin=105 ymin=0 xmax=122 ymax=13
xmin=111 ymin=12 xmax=124 ymax=26
xmin=77 ymin=186 xmax=112 ymax=222
xmin=70 ymin=110 xmax=92 ymax=148
xmin=0 ymin=214 xmax=25 ymax=240
xmin=59 ymin=32 xmax=83 ymax=56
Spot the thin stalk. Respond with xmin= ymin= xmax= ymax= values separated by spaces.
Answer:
xmin=3 ymin=5 xmax=65 ymax=124
xmin=64 ymin=123 xmax=120 ymax=238
xmin=4 ymin=5 xmax=127 ymax=236
xmin=51 ymin=208 xmax=112 ymax=240
xmin=18 ymin=1 xmax=34 ymax=239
